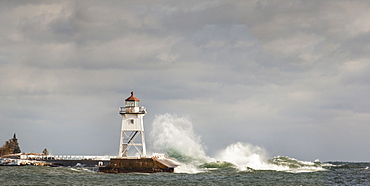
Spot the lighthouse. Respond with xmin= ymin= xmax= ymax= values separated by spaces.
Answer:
xmin=118 ymin=92 xmax=147 ymax=157
xmin=99 ymin=92 xmax=179 ymax=173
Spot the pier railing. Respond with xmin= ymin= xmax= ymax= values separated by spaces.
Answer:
xmin=53 ymin=155 xmax=117 ymax=160
xmin=20 ymin=154 xmax=116 ymax=161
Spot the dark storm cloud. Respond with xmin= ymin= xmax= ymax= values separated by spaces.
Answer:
xmin=1 ymin=0 xmax=370 ymax=161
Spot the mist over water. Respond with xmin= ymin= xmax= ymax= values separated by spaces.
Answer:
xmin=149 ymin=113 xmax=327 ymax=173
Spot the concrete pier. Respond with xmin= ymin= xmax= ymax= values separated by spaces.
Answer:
xmin=99 ymin=157 xmax=176 ymax=173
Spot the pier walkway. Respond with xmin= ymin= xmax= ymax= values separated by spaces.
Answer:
xmin=20 ymin=154 xmax=116 ymax=161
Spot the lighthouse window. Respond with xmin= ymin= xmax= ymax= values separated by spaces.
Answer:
xmin=130 ymin=119 xmax=134 ymax=124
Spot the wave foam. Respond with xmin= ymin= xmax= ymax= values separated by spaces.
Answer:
xmin=149 ymin=113 xmax=328 ymax=173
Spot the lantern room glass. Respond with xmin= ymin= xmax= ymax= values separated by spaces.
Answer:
xmin=126 ymin=100 xmax=139 ymax=107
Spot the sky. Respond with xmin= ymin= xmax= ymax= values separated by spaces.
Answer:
xmin=1 ymin=0 xmax=370 ymax=162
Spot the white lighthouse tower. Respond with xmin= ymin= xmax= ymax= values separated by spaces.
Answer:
xmin=118 ymin=92 xmax=147 ymax=157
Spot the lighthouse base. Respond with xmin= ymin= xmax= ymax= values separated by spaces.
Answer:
xmin=99 ymin=157 xmax=176 ymax=173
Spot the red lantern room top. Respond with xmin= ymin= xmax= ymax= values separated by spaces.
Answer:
xmin=125 ymin=91 xmax=140 ymax=101
xmin=120 ymin=92 xmax=146 ymax=114
xmin=125 ymin=91 xmax=140 ymax=108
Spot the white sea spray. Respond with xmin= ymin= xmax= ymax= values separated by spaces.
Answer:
xmin=149 ymin=113 xmax=212 ymax=162
xmin=149 ymin=113 xmax=327 ymax=173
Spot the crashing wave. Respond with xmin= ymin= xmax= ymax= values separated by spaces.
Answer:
xmin=149 ymin=113 xmax=330 ymax=173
